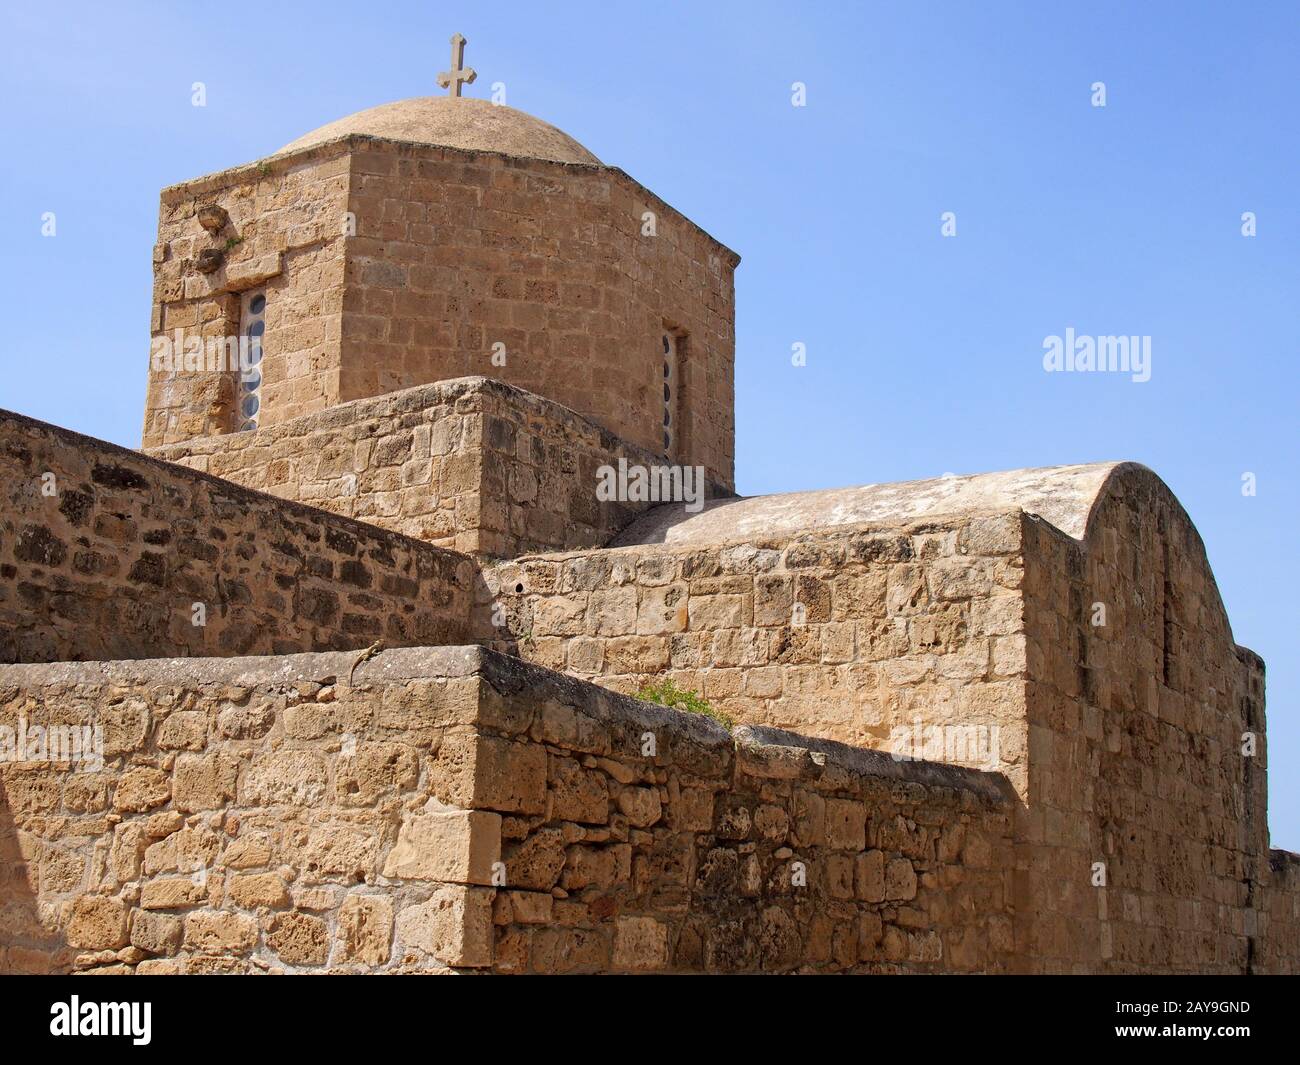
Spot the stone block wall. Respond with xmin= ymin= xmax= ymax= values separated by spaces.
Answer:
xmin=0 ymin=649 xmax=499 ymax=973
xmin=1018 ymin=465 xmax=1272 ymax=972
xmin=7 ymin=409 xmax=1298 ymax=971
xmin=478 ymin=512 xmax=1032 ymax=794
xmin=471 ymin=654 xmax=1017 ymax=973
xmin=341 ymin=140 xmax=738 ymax=489
xmin=142 ymin=136 xmax=739 ymax=491
xmin=0 ymin=410 xmax=473 ymax=664
xmin=143 ymin=146 xmax=352 ymax=447
xmin=149 ymin=377 xmax=716 ymax=557
xmin=477 ymin=484 xmax=1300 ymax=972
xmin=0 ymin=646 xmax=1015 ymax=975
xmin=1256 ymin=850 xmax=1300 ymax=973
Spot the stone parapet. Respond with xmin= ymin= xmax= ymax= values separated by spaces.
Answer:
xmin=0 ymin=646 xmax=1014 ymax=974
xmin=0 ymin=409 xmax=474 ymax=664
xmin=150 ymin=376 xmax=729 ymax=557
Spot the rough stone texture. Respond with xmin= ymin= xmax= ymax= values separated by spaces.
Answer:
xmin=481 ymin=512 xmax=1031 ymax=792
xmin=4 ymin=396 xmax=1298 ymax=971
xmin=1257 ymin=850 xmax=1300 ymax=973
xmin=142 ymin=132 xmax=738 ymax=490
xmin=0 ymin=647 xmax=1013 ymax=974
xmin=0 ymin=409 xmax=473 ymax=663
xmin=0 ymin=648 xmax=490 ymax=974
xmin=150 ymin=377 xmax=727 ymax=557
xmin=1015 ymin=465 xmax=1287 ymax=973
xmin=337 ymin=137 xmax=736 ymax=489
xmin=476 ymin=468 xmax=1300 ymax=972
xmin=143 ymin=150 xmax=349 ymax=445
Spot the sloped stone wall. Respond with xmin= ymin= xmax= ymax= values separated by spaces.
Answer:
xmin=473 ymin=655 xmax=1017 ymax=973
xmin=0 ymin=410 xmax=473 ymax=664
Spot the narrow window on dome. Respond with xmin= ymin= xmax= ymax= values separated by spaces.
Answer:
xmin=237 ymin=289 xmax=266 ymax=432
xmin=662 ymin=332 xmax=677 ymax=455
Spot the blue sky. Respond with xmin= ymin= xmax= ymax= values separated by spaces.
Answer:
xmin=2 ymin=1 xmax=1297 ymax=846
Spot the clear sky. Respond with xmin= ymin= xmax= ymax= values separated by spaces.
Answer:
xmin=2 ymin=1 xmax=1297 ymax=845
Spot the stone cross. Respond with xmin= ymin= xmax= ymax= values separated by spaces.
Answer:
xmin=437 ymin=33 xmax=477 ymax=97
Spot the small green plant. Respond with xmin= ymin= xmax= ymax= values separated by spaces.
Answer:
xmin=256 ymin=161 xmax=272 ymax=177
xmin=223 ymin=235 xmax=244 ymax=251
xmin=636 ymin=678 xmax=733 ymax=730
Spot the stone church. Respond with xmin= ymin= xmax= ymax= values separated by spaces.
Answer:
xmin=1 ymin=38 xmax=1296 ymax=973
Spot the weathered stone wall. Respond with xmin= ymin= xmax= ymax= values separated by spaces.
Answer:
xmin=142 ymin=137 xmax=738 ymax=491
xmin=0 ymin=410 xmax=473 ymax=664
xmin=468 ymin=653 xmax=1016 ymax=973
xmin=1257 ymin=850 xmax=1300 ymax=974
xmin=143 ymin=145 xmax=352 ymax=447
xmin=341 ymin=140 xmax=738 ymax=490
xmin=149 ymin=377 xmax=715 ymax=558
xmin=478 ymin=513 xmax=1031 ymax=794
xmin=0 ymin=647 xmax=1015 ymax=974
xmin=478 ymin=481 xmax=1300 ymax=973
xmin=1019 ymin=466 xmax=1274 ymax=972
xmin=7 ymin=409 xmax=1298 ymax=973
xmin=0 ymin=649 xmax=497 ymax=973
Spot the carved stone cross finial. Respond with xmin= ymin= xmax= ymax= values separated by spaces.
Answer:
xmin=437 ymin=33 xmax=477 ymax=98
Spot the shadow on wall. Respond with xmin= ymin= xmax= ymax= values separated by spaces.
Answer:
xmin=0 ymin=771 xmax=70 ymax=973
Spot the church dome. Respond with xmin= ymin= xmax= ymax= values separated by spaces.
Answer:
xmin=276 ymin=96 xmax=601 ymax=165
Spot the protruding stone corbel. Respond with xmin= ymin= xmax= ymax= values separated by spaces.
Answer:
xmin=197 ymin=204 xmax=229 ymax=233
xmin=194 ymin=248 xmax=225 ymax=274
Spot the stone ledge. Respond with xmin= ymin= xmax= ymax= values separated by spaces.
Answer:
xmin=475 ymin=646 xmax=733 ymax=750
xmin=1270 ymin=849 xmax=1300 ymax=874
xmin=0 ymin=644 xmax=485 ymax=688
xmin=149 ymin=376 xmax=666 ymax=469
xmin=503 ymin=510 xmax=1018 ymax=565
xmin=735 ymin=724 xmax=1013 ymax=804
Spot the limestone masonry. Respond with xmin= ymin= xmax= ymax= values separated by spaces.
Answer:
xmin=1 ymin=63 xmax=1296 ymax=974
